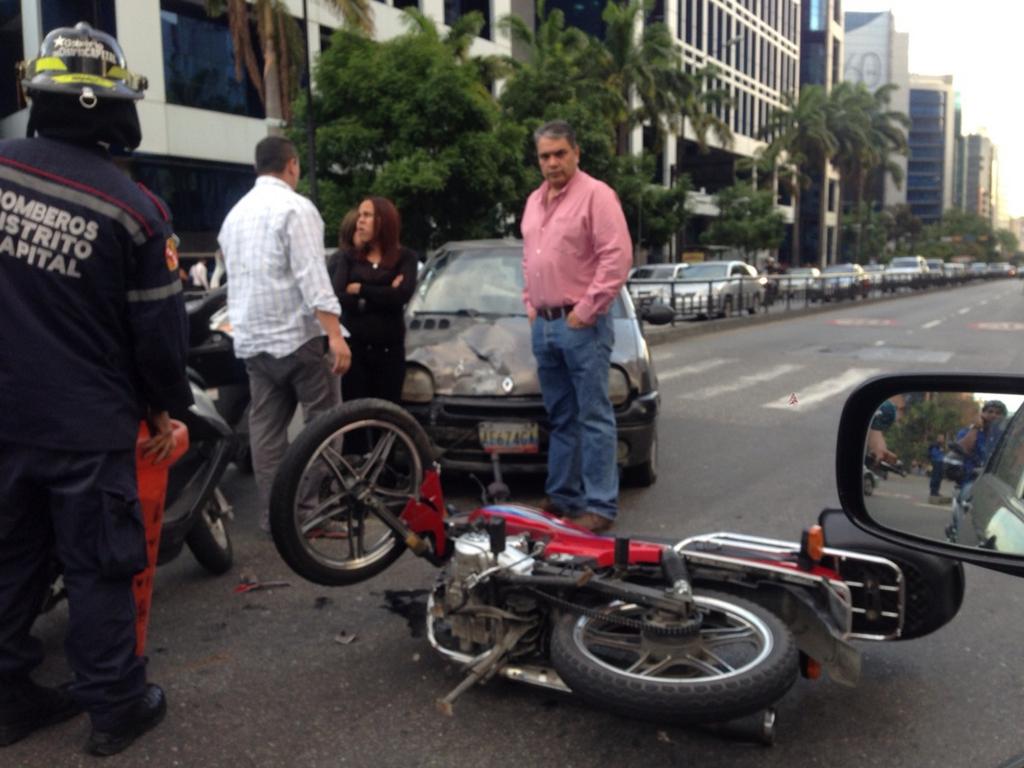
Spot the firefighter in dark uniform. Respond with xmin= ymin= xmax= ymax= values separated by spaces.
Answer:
xmin=0 ymin=22 xmax=191 ymax=756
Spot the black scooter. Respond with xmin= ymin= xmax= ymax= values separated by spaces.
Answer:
xmin=184 ymin=286 xmax=252 ymax=473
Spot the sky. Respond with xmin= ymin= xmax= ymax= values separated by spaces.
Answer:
xmin=843 ymin=0 xmax=1024 ymax=218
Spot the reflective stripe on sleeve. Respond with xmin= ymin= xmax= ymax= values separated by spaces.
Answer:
xmin=126 ymin=280 xmax=182 ymax=303
xmin=0 ymin=159 xmax=151 ymax=245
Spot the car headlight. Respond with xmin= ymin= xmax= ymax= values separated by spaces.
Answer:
xmin=401 ymin=366 xmax=434 ymax=403
xmin=608 ymin=366 xmax=629 ymax=406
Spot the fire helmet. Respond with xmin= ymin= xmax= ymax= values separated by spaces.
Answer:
xmin=19 ymin=22 xmax=147 ymax=105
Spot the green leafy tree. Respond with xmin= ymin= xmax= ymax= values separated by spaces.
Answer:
xmin=498 ymin=1 xmax=620 ymax=185
xmin=613 ymin=155 xmax=691 ymax=253
xmin=306 ymin=21 xmax=530 ymax=250
xmin=205 ymin=0 xmax=373 ymax=124
xmin=885 ymin=204 xmax=922 ymax=255
xmin=889 ymin=393 xmax=976 ymax=468
xmin=700 ymin=181 xmax=785 ymax=262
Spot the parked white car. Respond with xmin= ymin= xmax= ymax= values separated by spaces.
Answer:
xmin=883 ymin=255 xmax=931 ymax=290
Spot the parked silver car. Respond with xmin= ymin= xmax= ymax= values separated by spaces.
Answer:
xmin=671 ymin=260 xmax=765 ymax=318
xmin=627 ymin=263 xmax=689 ymax=311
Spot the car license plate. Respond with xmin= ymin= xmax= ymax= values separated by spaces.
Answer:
xmin=478 ymin=421 xmax=539 ymax=454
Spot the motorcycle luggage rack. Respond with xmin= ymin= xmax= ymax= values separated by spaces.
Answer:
xmin=675 ymin=533 xmax=905 ymax=641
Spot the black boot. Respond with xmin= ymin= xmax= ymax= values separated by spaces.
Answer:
xmin=0 ymin=677 xmax=82 ymax=747
xmin=84 ymin=683 xmax=166 ymax=757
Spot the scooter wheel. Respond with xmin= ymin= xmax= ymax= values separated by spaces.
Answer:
xmin=550 ymin=591 xmax=797 ymax=724
xmin=185 ymin=496 xmax=233 ymax=575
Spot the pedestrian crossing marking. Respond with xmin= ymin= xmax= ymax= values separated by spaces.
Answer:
xmin=969 ymin=322 xmax=1024 ymax=331
xmin=658 ymin=358 xmax=735 ymax=382
xmin=679 ymin=364 xmax=803 ymax=400
xmin=828 ymin=318 xmax=895 ymax=326
xmin=764 ymin=368 xmax=881 ymax=410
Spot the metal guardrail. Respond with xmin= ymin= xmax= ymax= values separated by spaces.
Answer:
xmin=627 ymin=270 xmax=1006 ymax=322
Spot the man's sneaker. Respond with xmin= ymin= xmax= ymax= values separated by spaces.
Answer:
xmin=929 ymin=494 xmax=952 ymax=505
xmin=84 ymin=683 xmax=166 ymax=757
xmin=0 ymin=678 xmax=81 ymax=747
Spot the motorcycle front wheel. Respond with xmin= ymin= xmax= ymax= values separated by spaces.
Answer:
xmin=549 ymin=591 xmax=797 ymax=724
xmin=269 ymin=398 xmax=434 ymax=586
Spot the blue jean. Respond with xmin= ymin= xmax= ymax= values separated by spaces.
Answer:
xmin=531 ymin=313 xmax=618 ymax=518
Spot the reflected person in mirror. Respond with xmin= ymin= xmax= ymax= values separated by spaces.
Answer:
xmin=954 ymin=400 xmax=1007 ymax=489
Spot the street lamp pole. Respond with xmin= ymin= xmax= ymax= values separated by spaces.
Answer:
xmin=302 ymin=0 xmax=318 ymax=207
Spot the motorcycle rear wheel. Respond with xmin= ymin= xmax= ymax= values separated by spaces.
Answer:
xmin=549 ymin=591 xmax=797 ymax=724
xmin=269 ymin=398 xmax=434 ymax=586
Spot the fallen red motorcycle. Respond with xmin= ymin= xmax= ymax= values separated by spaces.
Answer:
xmin=269 ymin=399 xmax=964 ymax=738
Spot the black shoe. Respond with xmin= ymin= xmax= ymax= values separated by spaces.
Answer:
xmin=85 ymin=684 xmax=166 ymax=757
xmin=0 ymin=678 xmax=82 ymax=747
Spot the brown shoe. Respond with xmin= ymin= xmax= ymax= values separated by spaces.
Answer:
xmin=539 ymin=497 xmax=569 ymax=516
xmin=574 ymin=512 xmax=614 ymax=534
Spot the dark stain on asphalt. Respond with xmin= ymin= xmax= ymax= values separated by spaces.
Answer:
xmin=379 ymin=589 xmax=429 ymax=638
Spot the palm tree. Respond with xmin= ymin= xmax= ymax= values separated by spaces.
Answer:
xmin=758 ymin=85 xmax=836 ymax=266
xmin=828 ymin=81 xmax=908 ymax=261
xmin=206 ymin=0 xmax=373 ymax=124
xmin=595 ymin=0 xmax=731 ymax=156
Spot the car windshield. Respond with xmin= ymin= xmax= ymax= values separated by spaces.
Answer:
xmin=682 ymin=263 xmax=730 ymax=279
xmin=788 ymin=268 xmax=817 ymax=276
xmin=633 ymin=265 xmax=681 ymax=279
xmin=889 ymin=257 xmax=920 ymax=268
xmin=823 ymin=265 xmax=855 ymax=273
xmin=411 ymin=245 xmax=625 ymax=317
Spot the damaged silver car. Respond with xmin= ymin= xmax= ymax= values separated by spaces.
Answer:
xmin=401 ymin=240 xmax=667 ymax=487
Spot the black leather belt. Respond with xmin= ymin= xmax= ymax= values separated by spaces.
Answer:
xmin=536 ymin=304 xmax=575 ymax=320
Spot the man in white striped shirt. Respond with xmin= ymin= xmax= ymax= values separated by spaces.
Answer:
xmin=218 ymin=136 xmax=351 ymax=532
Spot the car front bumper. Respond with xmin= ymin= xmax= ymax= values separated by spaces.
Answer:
xmin=403 ymin=390 xmax=659 ymax=475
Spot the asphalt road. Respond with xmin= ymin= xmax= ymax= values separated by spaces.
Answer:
xmin=10 ymin=279 xmax=1024 ymax=768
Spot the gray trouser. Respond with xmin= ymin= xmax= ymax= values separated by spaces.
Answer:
xmin=244 ymin=337 xmax=340 ymax=528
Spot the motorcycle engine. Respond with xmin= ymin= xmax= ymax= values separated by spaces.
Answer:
xmin=441 ymin=531 xmax=535 ymax=652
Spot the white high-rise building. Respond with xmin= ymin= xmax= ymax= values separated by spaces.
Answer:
xmin=843 ymin=9 xmax=909 ymax=209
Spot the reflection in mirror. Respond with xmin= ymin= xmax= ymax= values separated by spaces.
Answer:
xmin=863 ymin=391 xmax=1024 ymax=555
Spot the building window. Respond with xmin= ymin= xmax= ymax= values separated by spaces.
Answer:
xmin=393 ymin=0 xmax=418 ymax=7
xmin=543 ymin=0 xmax=600 ymax=39
xmin=445 ymin=0 xmax=491 ymax=40
xmin=132 ymin=155 xmax=255 ymax=253
xmin=42 ymin=0 xmax=117 ymax=36
xmin=0 ymin=0 xmax=22 ymax=119
xmin=805 ymin=0 xmax=825 ymax=32
xmin=160 ymin=0 xmax=264 ymax=118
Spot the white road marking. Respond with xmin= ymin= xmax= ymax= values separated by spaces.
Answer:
xmin=679 ymin=364 xmax=803 ymax=400
xmin=764 ymin=368 xmax=882 ymax=409
xmin=874 ymin=340 xmax=886 ymax=346
xmin=658 ymin=358 xmax=735 ymax=382
xmin=921 ymin=319 xmax=942 ymax=329
xmin=958 ymin=307 xmax=970 ymax=315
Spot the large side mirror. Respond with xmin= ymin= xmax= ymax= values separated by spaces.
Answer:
xmin=838 ymin=373 xmax=1024 ymax=577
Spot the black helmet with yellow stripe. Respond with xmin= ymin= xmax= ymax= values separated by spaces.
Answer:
xmin=19 ymin=21 xmax=147 ymax=104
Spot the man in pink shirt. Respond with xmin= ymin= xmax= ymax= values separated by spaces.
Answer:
xmin=521 ymin=120 xmax=633 ymax=533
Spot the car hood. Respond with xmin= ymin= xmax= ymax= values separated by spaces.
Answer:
xmin=407 ymin=315 xmax=541 ymax=396
xmin=406 ymin=314 xmax=643 ymax=397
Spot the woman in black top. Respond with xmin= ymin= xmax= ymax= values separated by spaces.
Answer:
xmin=330 ymin=196 xmax=417 ymax=403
